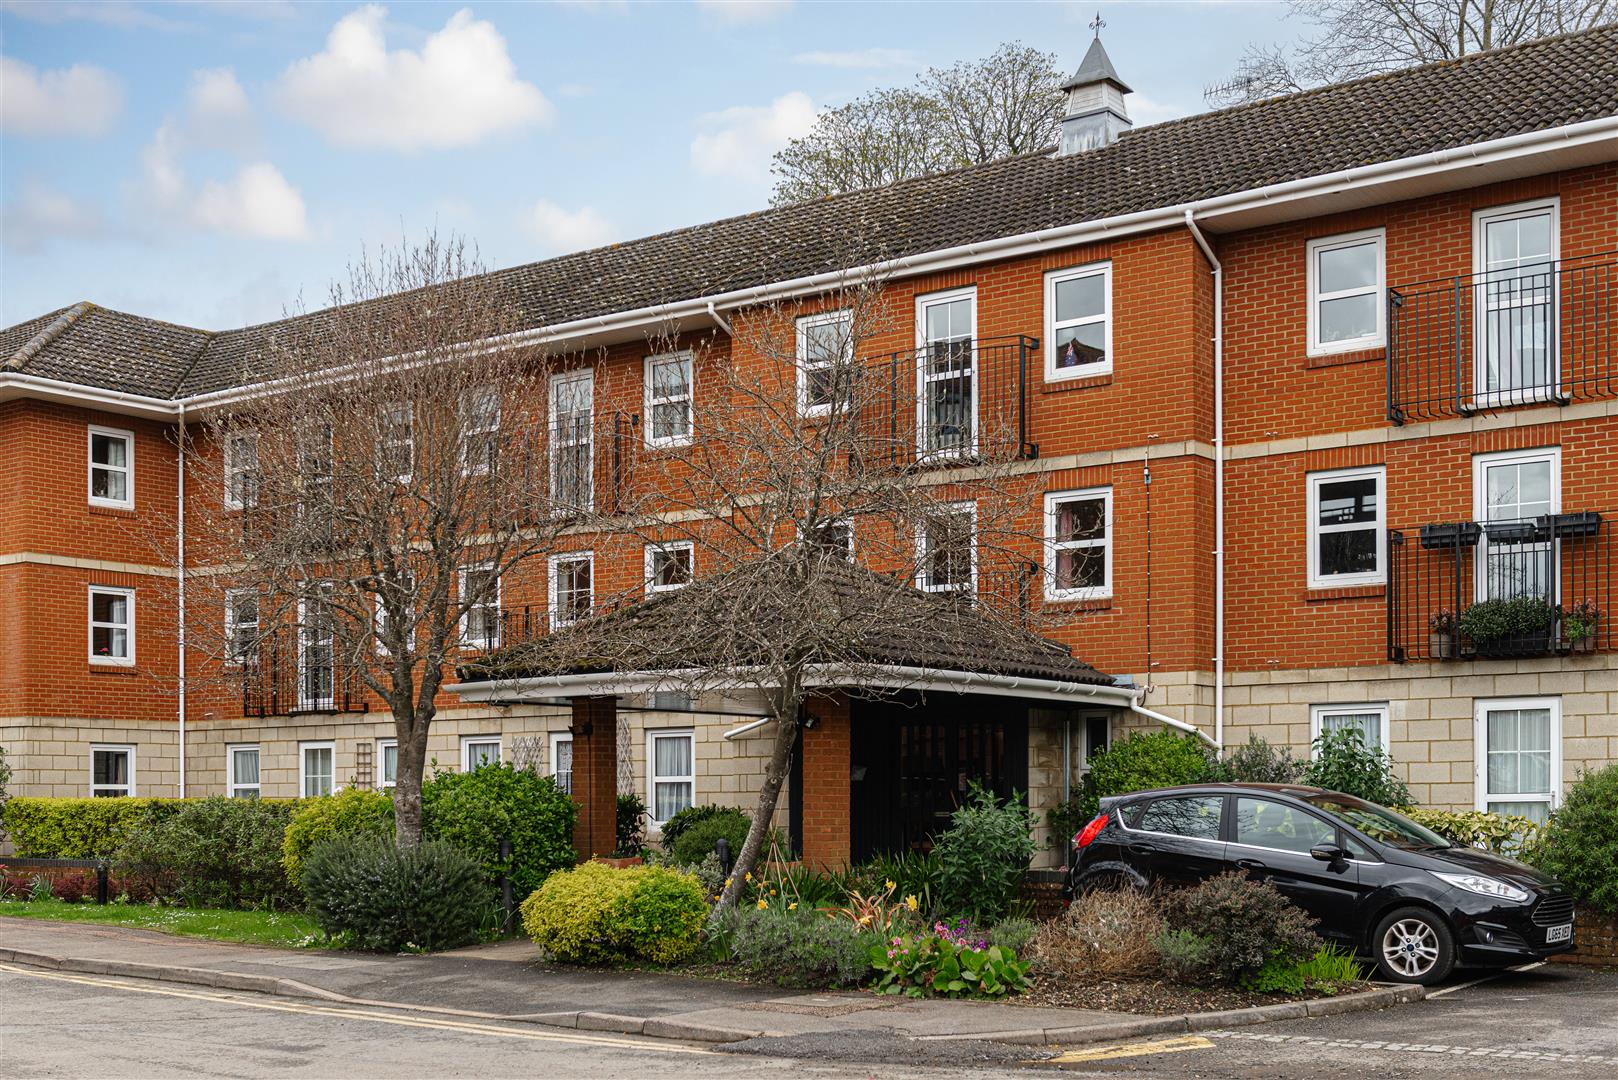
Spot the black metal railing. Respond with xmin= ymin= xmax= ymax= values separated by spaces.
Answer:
xmin=1388 ymin=253 xmax=1617 ymax=424
xmin=1388 ymin=510 xmax=1613 ymax=662
xmin=865 ymin=335 xmax=1040 ymax=468
xmin=242 ymin=632 xmax=366 ymax=716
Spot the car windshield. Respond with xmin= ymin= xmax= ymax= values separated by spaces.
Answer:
xmin=1304 ymin=795 xmax=1450 ymax=851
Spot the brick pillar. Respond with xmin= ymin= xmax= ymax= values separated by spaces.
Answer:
xmin=571 ymin=696 xmax=619 ymax=861
xmin=800 ymin=692 xmax=851 ymax=870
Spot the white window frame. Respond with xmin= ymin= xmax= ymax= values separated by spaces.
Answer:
xmin=379 ymin=402 xmax=414 ymax=483
xmin=1306 ymin=465 xmax=1386 ymax=589
xmin=549 ymin=731 xmax=574 ymax=795
xmin=917 ymin=501 xmax=977 ymax=594
xmin=1474 ymin=697 xmax=1562 ymax=818
xmin=915 ymin=286 xmax=978 ymax=459
xmin=1306 ymin=228 xmax=1386 ymax=356
xmin=460 ymin=386 xmax=501 ymax=477
xmin=1472 ymin=446 xmax=1560 ymax=604
xmin=802 ymin=517 xmax=854 ymax=561
xmin=224 ymin=431 xmax=259 ymax=510
xmin=224 ymin=588 xmax=259 ymax=664
xmin=88 ymin=585 xmax=135 ymax=666
xmin=647 ymin=728 xmax=695 ymax=827
xmin=1309 ymin=703 xmax=1389 ymax=753
xmin=550 ymin=370 xmax=594 ymax=512
xmin=89 ymin=744 xmax=135 ymax=797
xmin=1472 ymin=198 xmax=1560 ymax=406
xmin=373 ymin=571 xmax=414 ymax=656
xmin=1044 ymin=487 xmax=1113 ymax=601
xmin=296 ymin=586 xmax=336 ymax=710
xmin=376 ymin=738 xmax=398 ymax=791
xmin=299 ymin=741 xmax=336 ymax=798
xmin=796 ymin=309 xmax=853 ymax=418
xmin=227 ymin=744 xmax=261 ymax=798
xmin=87 ymin=425 xmax=135 ymax=509
xmin=1044 ymin=262 xmax=1113 ymax=380
xmin=458 ymin=562 xmax=501 ymax=650
xmin=645 ymin=540 xmax=694 ymax=593
xmin=461 ymin=735 xmax=502 ymax=772
xmin=548 ymin=551 xmax=595 ymax=628
xmin=643 ymin=351 xmax=694 ymax=448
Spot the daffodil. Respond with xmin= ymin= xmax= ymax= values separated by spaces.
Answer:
xmin=788 ymin=902 xmax=798 ymax=910
xmin=905 ymin=895 xmax=919 ymax=911
xmin=757 ymin=899 xmax=768 ymax=910
xmin=885 ymin=879 xmax=896 ymax=891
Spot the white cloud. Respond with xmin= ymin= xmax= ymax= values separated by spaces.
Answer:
xmin=277 ymin=5 xmax=553 ymax=151
xmin=184 ymin=68 xmax=256 ymax=148
xmin=0 ymin=56 xmax=123 ymax=136
xmin=1 ymin=182 xmax=107 ymax=253
xmin=792 ymin=47 xmax=915 ymax=69
xmin=690 ymin=92 xmax=817 ymax=179
xmin=194 ymin=162 xmax=309 ymax=240
xmin=695 ymin=0 xmax=792 ymax=23
xmin=522 ymin=200 xmax=615 ymax=255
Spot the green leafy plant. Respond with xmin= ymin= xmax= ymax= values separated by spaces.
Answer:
xmin=1563 ymin=600 xmax=1601 ymax=642
xmin=988 ymin=916 xmax=1037 ymax=955
xmin=282 ymin=788 xmax=394 ymax=888
xmin=0 ymin=744 xmax=11 ymax=843
xmin=1304 ymin=728 xmax=1411 ymax=806
xmin=669 ymin=807 xmax=752 ymax=866
xmin=112 ymin=797 xmax=296 ymax=909
xmin=1158 ymin=872 xmax=1320 ymax=985
xmin=1398 ymin=807 xmax=1542 ymax=856
xmin=658 ymin=804 xmax=739 ymax=852
xmin=842 ymin=851 xmax=945 ymax=916
xmin=615 ymin=793 xmax=647 ymax=857
xmin=1046 ymin=797 xmax=1092 ymax=854
xmin=300 ymin=834 xmax=484 ymax=952
xmin=932 ymin=783 xmax=1036 ymax=924
xmin=869 ymin=933 xmax=1029 ymax=999
xmin=1536 ymin=763 xmax=1618 ymax=915
xmin=1217 ymin=734 xmax=1306 ymax=784
xmin=520 ymin=862 xmax=707 ymax=966
xmin=1077 ymin=732 xmax=1217 ymax=820
xmin=722 ymin=906 xmax=875 ymax=988
xmin=3 ymin=797 xmax=182 ymax=859
xmin=1152 ymin=928 xmax=1216 ymax=983
xmin=422 ymin=763 xmax=577 ymax=899
xmin=1457 ymin=595 xmax=1556 ymax=644
xmin=1294 ymin=944 xmax=1365 ymax=989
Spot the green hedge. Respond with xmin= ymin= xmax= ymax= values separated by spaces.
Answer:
xmin=422 ymin=763 xmax=577 ymax=900
xmin=3 ymin=798 xmax=183 ymax=858
xmin=520 ymin=863 xmax=706 ymax=966
xmin=282 ymin=788 xmax=394 ymax=888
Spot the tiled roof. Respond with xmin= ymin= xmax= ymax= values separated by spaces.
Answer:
xmin=6 ymin=25 xmax=1617 ymax=400
xmin=461 ymin=557 xmax=1113 ymax=687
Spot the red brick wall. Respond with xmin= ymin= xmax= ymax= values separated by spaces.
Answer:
xmin=800 ymin=694 xmax=851 ymax=869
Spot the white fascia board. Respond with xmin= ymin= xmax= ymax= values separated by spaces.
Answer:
xmin=0 ymin=372 xmax=180 ymax=421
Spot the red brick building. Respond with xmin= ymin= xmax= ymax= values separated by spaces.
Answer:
xmin=3 ymin=29 xmax=1615 ymax=866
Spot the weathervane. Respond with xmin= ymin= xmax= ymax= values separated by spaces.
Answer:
xmin=1090 ymin=11 xmax=1105 ymax=38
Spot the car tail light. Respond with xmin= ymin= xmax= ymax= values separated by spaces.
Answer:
xmin=1074 ymin=813 xmax=1110 ymax=849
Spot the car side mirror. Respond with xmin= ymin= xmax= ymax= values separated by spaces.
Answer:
xmin=1310 ymin=843 xmax=1347 ymax=865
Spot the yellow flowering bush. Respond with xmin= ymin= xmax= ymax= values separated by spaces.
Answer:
xmin=520 ymin=862 xmax=706 ymax=966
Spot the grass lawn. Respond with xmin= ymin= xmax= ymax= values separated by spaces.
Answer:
xmin=0 ymin=898 xmax=323 ymax=948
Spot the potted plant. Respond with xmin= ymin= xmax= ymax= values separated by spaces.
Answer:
xmin=1564 ymin=600 xmax=1601 ymax=653
xmin=1428 ymin=610 xmax=1458 ymax=659
xmin=1458 ymin=596 xmax=1558 ymax=657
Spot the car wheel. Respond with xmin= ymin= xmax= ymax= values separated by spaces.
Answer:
xmin=1373 ymin=907 xmax=1455 ymax=985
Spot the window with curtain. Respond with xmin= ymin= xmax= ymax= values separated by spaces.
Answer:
xmin=650 ymin=731 xmax=694 ymax=824
xmin=228 ymin=746 xmax=260 ymax=798
xmin=1312 ymin=704 xmax=1387 ymax=751
xmin=1478 ymin=701 xmax=1558 ymax=823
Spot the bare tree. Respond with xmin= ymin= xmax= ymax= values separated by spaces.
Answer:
xmin=479 ymin=270 xmax=1084 ymax=915
xmin=177 ymin=236 xmax=576 ymax=846
xmin=771 ymin=42 xmax=1063 ymax=205
xmin=1208 ymin=0 xmax=1615 ymax=106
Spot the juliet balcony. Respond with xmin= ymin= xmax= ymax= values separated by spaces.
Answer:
xmin=1387 ymin=253 xmax=1617 ymax=425
xmin=1387 ymin=510 xmax=1613 ymax=662
xmin=241 ymin=631 xmax=367 ymax=717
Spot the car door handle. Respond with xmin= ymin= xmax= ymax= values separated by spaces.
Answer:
xmin=1235 ymin=858 xmax=1265 ymax=871
xmin=1128 ymin=842 xmax=1157 ymax=855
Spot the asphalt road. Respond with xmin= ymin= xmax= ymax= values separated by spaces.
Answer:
xmin=4 ymin=960 xmax=1616 ymax=1079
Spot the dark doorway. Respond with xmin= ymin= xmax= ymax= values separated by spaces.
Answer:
xmin=850 ymin=694 xmax=1029 ymax=861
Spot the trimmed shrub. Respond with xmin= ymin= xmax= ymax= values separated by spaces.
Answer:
xmin=1399 ymin=807 xmax=1542 ymax=856
xmin=282 ymin=788 xmax=394 ymax=888
xmin=1158 ymin=872 xmax=1320 ymax=984
xmin=3 ymin=797 xmax=181 ymax=858
xmin=658 ymin=804 xmax=738 ymax=852
xmin=669 ymin=807 xmax=751 ymax=867
xmin=422 ymin=764 xmax=577 ymax=900
xmin=1033 ymin=887 xmax=1164 ymax=979
xmin=1304 ymin=728 xmax=1411 ymax=806
xmin=113 ymin=797 xmax=296 ymax=909
xmin=520 ymin=863 xmax=706 ymax=966
xmin=1537 ymin=763 xmax=1618 ymax=915
xmin=1153 ymin=928 xmax=1216 ymax=983
xmin=300 ymin=834 xmax=484 ymax=952
xmin=933 ymin=784 xmax=1036 ymax=924
xmin=1079 ymin=732 xmax=1216 ymax=819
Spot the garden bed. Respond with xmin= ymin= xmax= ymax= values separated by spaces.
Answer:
xmin=1014 ymin=973 xmax=1373 ymax=1015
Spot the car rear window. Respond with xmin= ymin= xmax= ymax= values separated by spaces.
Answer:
xmin=1134 ymin=795 xmax=1223 ymax=840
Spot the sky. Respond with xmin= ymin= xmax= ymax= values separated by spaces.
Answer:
xmin=1 ymin=0 xmax=1300 ymax=331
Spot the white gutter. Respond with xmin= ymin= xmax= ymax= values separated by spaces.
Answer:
xmin=705 ymin=302 xmax=735 ymax=337
xmin=176 ymin=402 xmax=187 ymax=797
xmin=1183 ymin=210 xmax=1225 ymax=756
xmin=0 ymin=371 xmax=181 ymax=417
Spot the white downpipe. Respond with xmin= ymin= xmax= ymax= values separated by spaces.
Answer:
xmin=1184 ymin=209 xmax=1225 ymax=756
xmin=705 ymin=302 xmax=735 ymax=337
xmin=176 ymin=403 xmax=188 ymax=798
xmin=1129 ymin=699 xmax=1218 ymax=748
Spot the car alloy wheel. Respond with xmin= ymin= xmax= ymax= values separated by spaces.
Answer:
xmin=1381 ymin=917 xmax=1440 ymax=979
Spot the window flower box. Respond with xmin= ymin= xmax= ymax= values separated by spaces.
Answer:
xmin=1419 ymin=522 xmax=1481 ymax=550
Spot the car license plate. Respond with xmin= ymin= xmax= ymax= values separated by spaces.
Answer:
xmin=1546 ymin=923 xmax=1572 ymax=944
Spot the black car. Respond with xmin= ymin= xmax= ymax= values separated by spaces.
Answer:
xmin=1060 ymin=782 xmax=1575 ymax=984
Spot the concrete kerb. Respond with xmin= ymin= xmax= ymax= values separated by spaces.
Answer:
xmin=0 ymin=946 xmax=1426 ymax=1049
